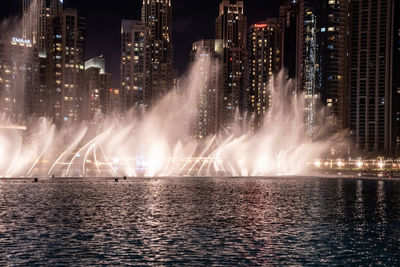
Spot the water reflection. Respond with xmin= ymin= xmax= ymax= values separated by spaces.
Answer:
xmin=355 ymin=179 xmax=364 ymax=220
xmin=377 ymin=181 xmax=386 ymax=222
xmin=336 ymin=179 xmax=345 ymax=219
xmin=0 ymin=177 xmax=399 ymax=265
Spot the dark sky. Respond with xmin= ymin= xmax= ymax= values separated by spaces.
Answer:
xmin=1 ymin=0 xmax=281 ymax=87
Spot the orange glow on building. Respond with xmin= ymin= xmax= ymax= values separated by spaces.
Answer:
xmin=254 ymin=24 xmax=267 ymax=28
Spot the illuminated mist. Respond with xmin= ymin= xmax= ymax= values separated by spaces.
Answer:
xmin=0 ymin=51 xmax=346 ymax=178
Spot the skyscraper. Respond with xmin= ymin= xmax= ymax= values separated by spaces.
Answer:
xmin=85 ymin=56 xmax=112 ymax=121
xmin=296 ymin=0 xmax=318 ymax=138
xmin=45 ymin=9 xmax=85 ymax=125
xmin=107 ymin=88 xmax=121 ymax=114
xmin=349 ymin=0 xmax=397 ymax=154
xmin=22 ymin=0 xmax=63 ymax=55
xmin=393 ymin=0 xmax=400 ymax=155
xmin=141 ymin=0 xmax=174 ymax=105
xmin=120 ymin=20 xmax=151 ymax=112
xmin=85 ymin=55 xmax=105 ymax=74
xmin=99 ymin=73 xmax=112 ymax=114
xmin=279 ymin=0 xmax=298 ymax=81
xmin=191 ymin=40 xmax=224 ymax=138
xmin=0 ymin=35 xmax=39 ymax=121
xmin=84 ymin=66 xmax=101 ymax=121
xmin=249 ymin=20 xmax=283 ymax=128
xmin=215 ymin=0 xmax=248 ymax=127
xmin=317 ymin=0 xmax=349 ymax=135
xmin=296 ymin=0 xmax=349 ymax=138
xmin=22 ymin=0 xmax=63 ymax=118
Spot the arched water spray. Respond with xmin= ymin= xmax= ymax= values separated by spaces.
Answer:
xmin=0 ymin=52 xmax=346 ymax=178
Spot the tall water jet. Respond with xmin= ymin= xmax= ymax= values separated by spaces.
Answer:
xmin=0 ymin=44 xmax=346 ymax=177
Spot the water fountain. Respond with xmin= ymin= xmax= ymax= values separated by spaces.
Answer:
xmin=0 ymin=50 xmax=346 ymax=178
xmin=0 ymin=1 xmax=349 ymax=178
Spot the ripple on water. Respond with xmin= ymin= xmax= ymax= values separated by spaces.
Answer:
xmin=0 ymin=177 xmax=400 ymax=265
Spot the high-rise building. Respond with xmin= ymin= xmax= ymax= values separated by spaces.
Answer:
xmin=296 ymin=0 xmax=349 ymax=138
xmin=393 ymin=0 xmax=400 ymax=155
xmin=295 ymin=1 xmax=317 ymax=138
xmin=141 ymin=0 xmax=174 ymax=105
xmin=349 ymin=0 xmax=397 ymax=155
xmin=121 ymin=20 xmax=151 ymax=112
xmin=45 ymin=9 xmax=85 ymax=126
xmin=279 ymin=1 xmax=298 ymax=81
xmin=317 ymin=0 xmax=349 ymax=135
xmin=215 ymin=0 xmax=248 ymax=127
xmin=249 ymin=20 xmax=283 ymax=128
xmin=22 ymin=0 xmax=63 ymax=55
xmin=0 ymin=35 xmax=39 ymax=121
xmin=84 ymin=66 xmax=101 ymax=121
xmin=99 ymin=73 xmax=112 ymax=114
xmin=191 ymin=40 xmax=224 ymax=138
xmin=85 ymin=71 xmax=112 ymax=120
xmin=108 ymin=88 xmax=121 ymax=113
xmin=85 ymin=56 xmax=112 ymax=120
xmin=85 ymin=55 xmax=105 ymax=74
xmin=84 ymin=55 xmax=112 ymax=116
xmin=22 ymin=0 xmax=63 ymax=119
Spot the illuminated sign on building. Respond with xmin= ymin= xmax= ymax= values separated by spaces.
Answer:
xmin=254 ymin=24 xmax=267 ymax=28
xmin=11 ymin=37 xmax=32 ymax=46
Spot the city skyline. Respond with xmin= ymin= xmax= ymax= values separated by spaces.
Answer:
xmin=0 ymin=0 xmax=280 ymax=87
xmin=0 ymin=0 xmax=399 ymax=157
xmin=2 ymin=2 xmax=400 ymax=265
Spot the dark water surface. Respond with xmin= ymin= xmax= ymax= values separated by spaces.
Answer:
xmin=0 ymin=177 xmax=400 ymax=266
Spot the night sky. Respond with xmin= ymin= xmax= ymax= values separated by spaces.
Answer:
xmin=1 ymin=0 xmax=281 ymax=87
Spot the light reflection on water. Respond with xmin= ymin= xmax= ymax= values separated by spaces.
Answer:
xmin=0 ymin=177 xmax=400 ymax=265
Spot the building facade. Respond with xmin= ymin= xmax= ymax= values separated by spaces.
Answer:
xmin=191 ymin=40 xmax=224 ymax=138
xmin=85 ymin=55 xmax=105 ymax=74
xmin=84 ymin=68 xmax=112 ymax=120
xmin=393 ymin=0 xmax=400 ymax=156
xmin=141 ymin=0 xmax=174 ymax=105
xmin=317 ymin=0 xmax=349 ymax=135
xmin=249 ymin=20 xmax=282 ymax=128
xmin=279 ymin=1 xmax=298 ymax=81
xmin=215 ymin=0 xmax=248 ymax=127
xmin=22 ymin=0 xmax=63 ymax=55
xmin=0 ymin=35 xmax=39 ymax=121
xmin=296 ymin=0 xmax=318 ymax=138
xmin=45 ymin=9 xmax=85 ymax=125
xmin=85 ymin=56 xmax=112 ymax=120
xmin=84 ymin=67 xmax=101 ymax=121
xmin=295 ymin=0 xmax=349 ymax=138
xmin=108 ymin=88 xmax=121 ymax=114
xmin=22 ymin=0 xmax=63 ymax=118
xmin=121 ymin=20 xmax=151 ymax=112
xmin=99 ymin=73 xmax=112 ymax=114
xmin=349 ymin=0 xmax=397 ymax=155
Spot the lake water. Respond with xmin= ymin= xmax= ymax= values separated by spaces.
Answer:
xmin=0 ymin=177 xmax=399 ymax=265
